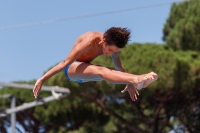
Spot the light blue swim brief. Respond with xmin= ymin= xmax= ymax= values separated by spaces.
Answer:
xmin=64 ymin=61 xmax=83 ymax=83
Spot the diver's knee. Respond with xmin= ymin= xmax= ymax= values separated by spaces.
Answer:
xmin=96 ymin=66 xmax=112 ymax=78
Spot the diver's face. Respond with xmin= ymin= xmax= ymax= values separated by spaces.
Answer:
xmin=103 ymin=43 xmax=120 ymax=55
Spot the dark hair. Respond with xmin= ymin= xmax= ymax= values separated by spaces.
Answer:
xmin=103 ymin=27 xmax=131 ymax=48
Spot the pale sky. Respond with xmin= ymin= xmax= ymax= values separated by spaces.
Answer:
xmin=0 ymin=0 xmax=183 ymax=83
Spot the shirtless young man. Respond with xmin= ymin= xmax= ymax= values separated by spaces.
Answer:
xmin=33 ymin=27 xmax=158 ymax=101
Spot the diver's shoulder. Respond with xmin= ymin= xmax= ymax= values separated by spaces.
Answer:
xmin=78 ymin=31 xmax=102 ymax=41
xmin=83 ymin=31 xmax=103 ymax=37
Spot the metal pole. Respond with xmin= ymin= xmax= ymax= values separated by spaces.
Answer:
xmin=0 ymin=82 xmax=71 ymax=133
xmin=0 ymin=82 xmax=70 ymax=94
xmin=0 ymin=93 xmax=68 ymax=116
xmin=10 ymin=96 xmax=16 ymax=133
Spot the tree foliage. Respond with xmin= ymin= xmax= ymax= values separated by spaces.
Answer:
xmin=163 ymin=0 xmax=200 ymax=51
xmin=1 ymin=44 xmax=200 ymax=133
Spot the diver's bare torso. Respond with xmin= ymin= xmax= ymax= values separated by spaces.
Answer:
xmin=72 ymin=32 xmax=104 ymax=63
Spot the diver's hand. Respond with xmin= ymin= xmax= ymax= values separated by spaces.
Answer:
xmin=33 ymin=78 xmax=43 ymax=98
xmin=121 ymin=84 xmax=139 ymax=101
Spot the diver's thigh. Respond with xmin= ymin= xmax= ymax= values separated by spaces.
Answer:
xmin=68 ymin=62 xmax=104 ymax=81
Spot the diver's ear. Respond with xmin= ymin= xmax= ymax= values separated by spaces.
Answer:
xmin=102 ymin=37 xmax=106 ymax=43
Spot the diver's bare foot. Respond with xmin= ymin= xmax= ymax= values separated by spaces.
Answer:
xmin=142 ymin=72 xmax=158 ymax=88
xmin=136 ymin=72 xmax=158 ymax=90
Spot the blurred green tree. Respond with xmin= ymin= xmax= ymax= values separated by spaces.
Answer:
xmin=163 ymin=0 xmax=200 ymax=51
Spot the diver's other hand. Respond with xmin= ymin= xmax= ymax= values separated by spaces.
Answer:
xmin=33 ymin=78 xmax=43 ymax=98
